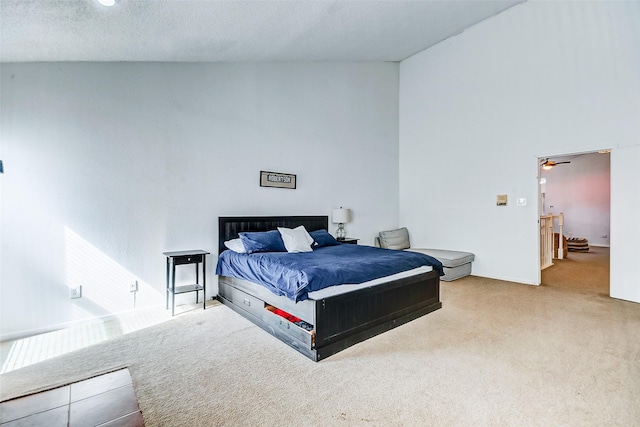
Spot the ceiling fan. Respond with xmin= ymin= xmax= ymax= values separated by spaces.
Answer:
xmin=541 ymin=158 xmax=571 ymax=170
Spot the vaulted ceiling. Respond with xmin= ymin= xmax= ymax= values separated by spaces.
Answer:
xmin=1 ymin=0 xmax=524 ymax=63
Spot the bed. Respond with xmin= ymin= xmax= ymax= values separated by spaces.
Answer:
xmin=216 ymin=215 xmax=442 ymax=361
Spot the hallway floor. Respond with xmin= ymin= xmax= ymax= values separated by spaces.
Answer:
xmin=541 ymin=246 xmax=610 ymax=296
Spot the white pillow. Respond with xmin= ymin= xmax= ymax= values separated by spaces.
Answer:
xmin=224 ymin=238 xmax=247 ymax=253
xmin=277 ymin=226 xmax=314 ymax=253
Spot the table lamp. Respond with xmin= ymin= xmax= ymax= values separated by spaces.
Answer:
xmin=332 ymin=207 xmax=352 ymax=240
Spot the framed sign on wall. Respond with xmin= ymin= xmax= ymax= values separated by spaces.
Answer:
xmin=260 ymin=171 xmax=297 ymax=189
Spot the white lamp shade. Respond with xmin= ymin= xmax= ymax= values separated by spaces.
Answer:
xmin=332 ymin=208 xmax=352 ymax=224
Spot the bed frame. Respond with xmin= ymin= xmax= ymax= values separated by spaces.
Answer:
xmin=217 ymin=215 xmax=441 ymax=361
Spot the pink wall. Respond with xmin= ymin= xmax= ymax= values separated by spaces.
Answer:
xmin=541 ymin=153 xmax=610 ymax=246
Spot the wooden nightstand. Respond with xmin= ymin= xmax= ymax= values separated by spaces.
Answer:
xmin=164 ymin=249 xmax=210 ymax=316
xmin=337 ymin=237 xmax=359 ymax=245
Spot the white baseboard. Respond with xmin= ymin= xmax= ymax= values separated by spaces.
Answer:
xmin=469 ymin=274 xmax=538 ymax=286
xmin=0 ymin=304 xmax=165 ymax=343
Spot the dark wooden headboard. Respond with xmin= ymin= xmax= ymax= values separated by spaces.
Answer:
xmin=218 ymin=215 xmax=329 ymax=254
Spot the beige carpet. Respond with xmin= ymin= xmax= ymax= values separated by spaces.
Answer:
xmin=2 ymin=276 xmax=639 ymax=426
xmin=542 ymin=246 xmax=610 ymax=295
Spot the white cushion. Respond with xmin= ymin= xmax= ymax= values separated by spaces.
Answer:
xmin=378 ymin=227 xmax=410 ymax=250
xmin=277 ymin=226 xmax=314 ymax=253
xmin=441 ymin=263 xmax=473 ymax=281
xmin=224 ymin=238 xmax=247 ymax=253
xmin=406 ymin=248 xmax=475 ymax=268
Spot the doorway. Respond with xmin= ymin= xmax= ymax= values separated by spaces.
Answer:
xmin=538 ymin=151 xmax=611 ymax=295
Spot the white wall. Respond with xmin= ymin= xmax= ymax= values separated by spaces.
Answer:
xmin=541 ymin=153 xmax=610 ymax=247
xmin=399 ymin=1 xmax=640 ymax=301
xmin=610 ymin=145 xmax=640 ymax=303
xmin=0 ymin=62 xmax=400 ymax=340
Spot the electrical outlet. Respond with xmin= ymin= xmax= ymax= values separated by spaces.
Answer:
xmin=69 ymin=286 xmax=82 ymax=299
xmin=130 ymin=281 xmax=138 ymax=292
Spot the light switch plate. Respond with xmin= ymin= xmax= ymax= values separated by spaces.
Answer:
xmin=69 ymin=285 xmax=82 ymax=299
xmin=517 ymin=197 xmax=527 ymax=206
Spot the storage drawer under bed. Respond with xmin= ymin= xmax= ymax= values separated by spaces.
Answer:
xmin=219 ymin=282 xmax=316 ymax=349
xmin=219 ymin=284 xmax=264 ymax=319
xmin=263 ymin=305 xmax=315 ymax=348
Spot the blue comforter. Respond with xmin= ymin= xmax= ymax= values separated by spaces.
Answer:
xmin=216 ymin=244 xmax=444 ymax=302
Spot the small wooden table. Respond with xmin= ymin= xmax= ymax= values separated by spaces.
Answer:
xmin=164 ymin=250 xmax=210 ymax=316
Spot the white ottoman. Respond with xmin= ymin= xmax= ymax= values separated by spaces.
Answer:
xmin=406 ymin=248 xmax=475 ymax=281
xmin=376 ymin=228 xmax=475 ymax=282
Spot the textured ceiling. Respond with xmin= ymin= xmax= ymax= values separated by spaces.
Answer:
xmin=0 ymin=0 xmax=524 ymax=63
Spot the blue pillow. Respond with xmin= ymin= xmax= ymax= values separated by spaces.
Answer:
xmin=309 ymin=229 xmax=340 ymax=248
xmin=239 ymin=230 xmax=287 ymax=254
